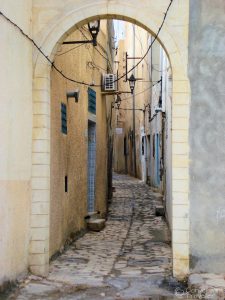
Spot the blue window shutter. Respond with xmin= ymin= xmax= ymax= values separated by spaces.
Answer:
xmin=61 ymin=103 xmax=67 ymax=134
xmin=88 ymin=87 xmax=96 ymax=114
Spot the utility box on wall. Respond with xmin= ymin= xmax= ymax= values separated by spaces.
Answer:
xmin=102 ymin=74 xmax=117 ymax=92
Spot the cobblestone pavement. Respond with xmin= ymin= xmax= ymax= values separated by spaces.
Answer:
xmin=6 ymin=174 xmax=188 ymax=300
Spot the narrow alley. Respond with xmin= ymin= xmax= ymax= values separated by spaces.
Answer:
xmin=6 ymin=174 xmax=183 ymax=300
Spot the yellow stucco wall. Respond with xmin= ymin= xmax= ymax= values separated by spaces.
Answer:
xmin=50 ymin=22 xmax=113 ymax=257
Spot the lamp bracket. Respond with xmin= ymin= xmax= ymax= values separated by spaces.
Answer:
xmin=63 ymin=40 xmax=93 ymax=45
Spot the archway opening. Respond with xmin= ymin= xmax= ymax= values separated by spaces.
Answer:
xmin=31 ymin=2 xmax=190 ymax=281
xmin=50 ymin=13 xmax=172 ymax=255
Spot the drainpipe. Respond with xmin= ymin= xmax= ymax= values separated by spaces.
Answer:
xmin=132 ymin=24 xmax=137 ymax=178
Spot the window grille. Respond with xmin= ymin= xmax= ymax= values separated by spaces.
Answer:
xmin=88 ymin=88 xmax=96 ymax=114
xmin=61 ymin=103 xmax=67 ymax=134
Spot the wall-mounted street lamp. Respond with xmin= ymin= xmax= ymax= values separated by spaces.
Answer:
xmin=63 ymin=20 xmax=100 ymax=46
xmin=128 ymin=74 xmax=136 ymax=94
xmin=66 ymin=89 xmax=80 ymax=102
xmin=88 ymin=20 xmax=100 ymax=46
xmin=115 ymin=95 xmax=122 ymax=109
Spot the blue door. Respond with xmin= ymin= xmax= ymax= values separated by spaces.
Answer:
xmin=88 ymin=121 xmax=96 ymax=212
xmin=155 ymin=134 xmax=161 ymax=186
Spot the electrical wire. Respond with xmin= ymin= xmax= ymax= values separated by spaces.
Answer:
xmin=82 ymin=25 xmax=109 ymax=55
xmin=135 ymin=28 xmax=150 ymax=73
xmin=87 ymin=61 xmax=108 ymax=72
xmin=79 ymin=29 xmax=109 ymax=60
xmin=0 ymin=10 xmax=100 ymax=87
xmin=115 ymin=108 xmax=144 ymax=111
xmin=114 ymin=79 xmax=161 ymax=114
xmin=0 ymin=0 xmax=173 ymax=87
xmin=136 ymin=28 xmax=170 ymax=73
xmin=119 ymin=79 xmax=161 ymax=102
xmin=98 ymin=43 xmax=108 ymax=55
xmin=84 ymin=40 xmax=108 ymax=72
xmin=152 ymin=65 xmax=169 ymax=73
xmin=56 ymin=42 xmax=86 ymax=56
xmin=57 ymin=27 xmax=109 ymax=73
xmin=79 ymin=28 xmax=113 ymax=72
xmin=114 ymin=0 xmax=174 ymax=83
xmin=138 ymin=80 xmax=160 ymax=83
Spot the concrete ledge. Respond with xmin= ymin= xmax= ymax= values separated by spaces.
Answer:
xmin=87 ymin=219 xmax=105 ymax=232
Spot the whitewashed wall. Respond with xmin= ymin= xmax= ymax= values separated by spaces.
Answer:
xmin=0 ymin=0 xmax=32 ymax=285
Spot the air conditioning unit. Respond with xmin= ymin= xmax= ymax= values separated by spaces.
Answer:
xmin=102 ymin=74 xmax=117 ymax=92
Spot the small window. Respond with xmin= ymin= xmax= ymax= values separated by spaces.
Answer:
xmin=61 ymin=103 xmax=67 ymax=134
xmin=65 ymin=176 xmax=68 ymax=193
xmin=88 ymin=87 xmax=96 ymax=114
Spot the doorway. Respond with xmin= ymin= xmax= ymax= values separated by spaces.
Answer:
xmin=88 ymin=120 xmax=96 ymax=213
xmin=141 ymin=135 xmax=147 ymax=182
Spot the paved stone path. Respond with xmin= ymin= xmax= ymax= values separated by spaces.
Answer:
xmin=6 ymin=174 xmax=186 ymax=299
xmin=188 ymin=273 xmax=225 ymax=299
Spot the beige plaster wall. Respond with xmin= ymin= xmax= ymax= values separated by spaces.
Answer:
xmin=50 ymin=22 xmax=113 ymax=257
xmin=113 ymin=39 xmax=126 ymax=174
xmin=0 ymin=0 xmax=32 ymax=285
xmin=114 ymin=23 xmax=151 ymax=180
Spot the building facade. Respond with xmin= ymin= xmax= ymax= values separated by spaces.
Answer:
xmin=113 ymin=23 xmax=173 ymax=227
xmin=113 ymin=22 xmax=151 ymax=180
xmin=50 ymin=21 xmax=114 ymax=257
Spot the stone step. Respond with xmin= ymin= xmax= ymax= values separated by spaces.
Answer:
xmin=85 ymin=211 xmax=101 ymax=220
xmin=87 ymin=218 xmax=105 ymax=232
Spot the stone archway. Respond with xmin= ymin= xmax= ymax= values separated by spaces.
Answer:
xmin=31 ymin=0 xmax=190 ymax=279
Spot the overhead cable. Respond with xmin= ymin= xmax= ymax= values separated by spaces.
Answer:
xmin=0 ymin=10 xmax=100 ymax=87
xmin=119 ymin=79 xmax=162 ymax=102
xmin=0 ymin=0 xmax=173 ymax=87
xmin=56 ymin=43 xmax=86 ymax=56
xmin=114 ymin=0 xmax=173 ymax=83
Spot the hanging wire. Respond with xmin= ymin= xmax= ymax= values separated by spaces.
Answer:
xmin=114 ymin=0 xmax=174 ymax=83
xmin=119 ymin=78 xmax=162 ymax=102
xmin=135 ymin=28 xmax=151 ymax=73
xmin=0 ymin=11 xmax=100 ymax=87
xmin=0 ymin=0 xmax=173 ymax=87
xmin=56 ymin=43 xmax=86 ymax=56
xmin=79 ymin=28 xmax=113 ymax=72
xmin=115 ymin=108 xmax=144 ymax=111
